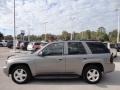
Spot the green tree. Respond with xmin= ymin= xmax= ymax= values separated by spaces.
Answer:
xmin=4 ymin=35 xmax=13 ymax=40
xmin=85 ymin=30 xmax=91 ymax=40
xmin=97 ymin=27 xmax=109 ymax=42
xmin=91 ymin=31 xmax=97 ymax=40
xmin=74 ymin=32 xmax=81 ymax=40
xmin=61 ymin=31 xmax=70 ymax=40
xmin=109 ymin=29 xmax=117 ymax=43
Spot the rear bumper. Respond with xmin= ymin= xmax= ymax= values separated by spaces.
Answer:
xmin=104 ymin=63 xmax=115 ymax=73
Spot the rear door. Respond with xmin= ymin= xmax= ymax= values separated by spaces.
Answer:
xmin=65 ymin=42 xmax=87 ymax=74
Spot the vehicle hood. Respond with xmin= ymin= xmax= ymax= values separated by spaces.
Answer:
xmin=7 ymin=53 xmax=37 ymax=60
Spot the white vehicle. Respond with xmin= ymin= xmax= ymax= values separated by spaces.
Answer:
xmin=103 ymin=42 xmax=117 ymax=57
xmin=27 ymin=42 xmax=47 ymax=51
xmin=0 ymin=40 xmax=7 ymax=47
xmin=27 ymin=42 xmax=34 ymax=51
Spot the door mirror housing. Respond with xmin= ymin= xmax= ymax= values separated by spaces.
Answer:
xmin=39 ymin=51 xmax=44 ymax=56
xmin=39 ymin=51 xmax=46 ymax=57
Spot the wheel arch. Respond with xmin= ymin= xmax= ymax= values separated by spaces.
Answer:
xmin=9 ymin=63 xmax=32 ymax=75
xmin=82 ymin=63 xmax=104 ymax=74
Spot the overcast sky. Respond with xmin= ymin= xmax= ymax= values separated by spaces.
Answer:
xmin=0 ymin=0 xmax=120 ymax=35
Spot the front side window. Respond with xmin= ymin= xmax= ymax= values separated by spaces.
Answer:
xmin=68 ymin=42 xmax=86 ymax=55
xmin=42 ymin=42 xmax=64 ymax=56
xmin=86 ymin=42 xmax=110 ymax=54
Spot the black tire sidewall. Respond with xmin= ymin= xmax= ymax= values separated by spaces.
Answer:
xmin=11 ymin=65 xmax=31 ymax=84
xmin=83 ymin=65 xmax=102 ymax=84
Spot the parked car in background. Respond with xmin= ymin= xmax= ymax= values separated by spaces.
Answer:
xmin=16 ymin=41 xmax=22 ymax=49
xmin=32 ymin=42 xmax=41 ymax=51
xmin=27 ymin=42 xmax=36 ymax=51
xmin=103 ymin=42 xmax=117 ymax=57
xmin=0 ymin=41 xmax=3 ymax=47
xmin=3 ymin=41 xmax=115 ymax=84
xmin=39 ymin=41 xmax=48 ymax=49
xmin=115 ymin=43 xmax=120 ymax=52
xmin=7 ymin=41 xmax=13 ymax=48
xmin=20 ymin=41 xmax=29 ymax=50
xmin=0 ymin=40 xmax=7 ymax=47
xmin=27 ymin=42 xmax=48 ymax=51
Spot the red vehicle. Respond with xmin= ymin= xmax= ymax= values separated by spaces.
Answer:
xmin=33 ymin=42 xmax=41 ymax=51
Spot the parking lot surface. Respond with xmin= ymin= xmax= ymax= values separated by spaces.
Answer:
xmin=0 ymin=47 xmax=120 ymax=90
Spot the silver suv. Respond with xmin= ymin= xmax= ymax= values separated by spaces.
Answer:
xmin=3 ymin=41 xmax=115 ymax=84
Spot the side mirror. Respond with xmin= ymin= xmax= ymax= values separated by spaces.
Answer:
xmin=39 ymin=51 xmax=45 ymax=57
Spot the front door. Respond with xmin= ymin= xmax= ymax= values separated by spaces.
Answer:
xmin=36 ymin=42 xmax=65 ymax=74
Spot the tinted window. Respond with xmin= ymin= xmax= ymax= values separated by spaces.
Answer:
xmin=68 ymin=42 xmax=86 ymax=55
xmin=43 ymin=43 xmax=64 ymax=56
xmin=103 ymin=43 xmax=107 ymax=47
xmin=86 ymin=42 xmax=110 ymax=54
xmin=116 ymin=43 xmax=120 ymax=47
xmin=110 ymin=44 xmax=115 ymax=48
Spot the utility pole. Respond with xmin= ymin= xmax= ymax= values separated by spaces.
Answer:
xmin=117 ymin=9 xmax=120 ymax=43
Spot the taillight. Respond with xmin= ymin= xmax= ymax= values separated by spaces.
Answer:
xmin=110 ymin=54 xmax=113 ymax=63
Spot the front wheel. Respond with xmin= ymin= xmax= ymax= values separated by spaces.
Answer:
xmin=11 ymin=65 xmax=32 ymax=84
xmin=83 ymin=65 xmax=102 ymax=84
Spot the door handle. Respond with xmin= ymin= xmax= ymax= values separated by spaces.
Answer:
xmin=58 ymin=59 xmax=63 ymax=61
xmin=83 ymin=58 xmax=87 ymax=60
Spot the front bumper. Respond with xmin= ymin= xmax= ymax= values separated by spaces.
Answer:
xmin=3 ymin=66 xmax=9 ymax=76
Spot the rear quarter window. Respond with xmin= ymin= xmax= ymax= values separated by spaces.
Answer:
xmin=86 ymin=42 xmax=110 ymax=54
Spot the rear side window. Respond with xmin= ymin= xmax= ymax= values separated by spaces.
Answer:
xmin=110 ymin=44 xmax=115 ymax=48
xmin=86 ymin=42 xmax=110 ymax=54
xmin=68 ymin=42 xmax=86 ymax=55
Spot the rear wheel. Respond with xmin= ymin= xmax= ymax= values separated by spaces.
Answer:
xmin=83 ymin=65 xmax=102 ymax=84
xmin=11 ymin=65 xmax=32 ymax=84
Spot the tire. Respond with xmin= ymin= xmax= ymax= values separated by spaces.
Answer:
xmin=11 ymin=65 xmax=32 ymax=84
xmin=83 ymin=65 xmax=102 ymax=84
xmin=0 ymin=44 xmax=3 ymax=47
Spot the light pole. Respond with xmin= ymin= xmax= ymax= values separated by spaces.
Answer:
xmin=70 ymin=16 xmax=76 ymax=40
xmin=116 ymin=9 xmax=120 ymax=43
xmin=13 ymin=0 xmax=16 ymax=51
xmin=28 ymin=27 xmax=32 ymax=42
xmin=42 ymin=22 xmax=48 ymax=41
